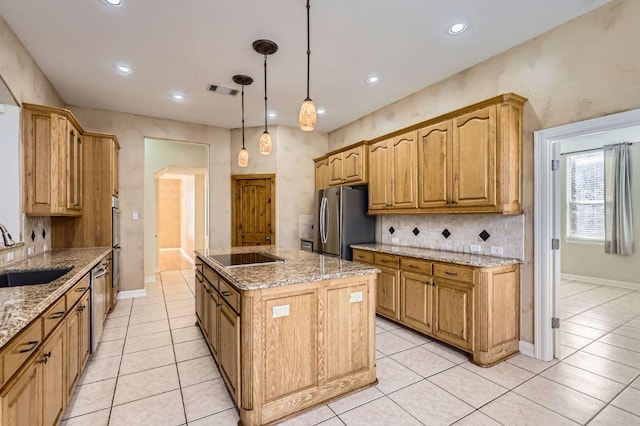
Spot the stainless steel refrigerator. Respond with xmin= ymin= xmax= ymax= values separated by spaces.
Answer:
xmin=313 ymin=186 xmax=376 ymax=260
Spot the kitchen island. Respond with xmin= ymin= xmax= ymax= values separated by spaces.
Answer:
xmin=194 ymin=247 xmax=379 ymax=426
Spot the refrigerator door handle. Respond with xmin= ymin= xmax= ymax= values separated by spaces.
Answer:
xmin=321 ymin=196 xmax=328 ymax=244
xmin=319 ymin=196 xmax=325 ymax=245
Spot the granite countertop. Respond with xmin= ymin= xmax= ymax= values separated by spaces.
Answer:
xmin=0 ymin=247 xmax=111 ymax=349
xmin=195 ymin=246 xmax=379 ymax=291
xmin=351 ymin=243 xmax=523 ymax=268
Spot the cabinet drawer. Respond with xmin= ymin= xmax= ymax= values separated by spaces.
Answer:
xmin=219 ymin=280 xmax=240 ymax=314
xmin=352 ymin=250 xmax=374 ymax=264
xmin=203 ymin=266 xmax=219 ymax=292
xmin=66 ymin=274 xmax=90 ymax=309
xmin=43 ymin=297 xmax=67 ymax=337
xmin=1 ymin=318 xmax=43 ymax=385
xmin=401 ymin=258 xmax=432 ymax=275
xmin=433 ymin=264 xmax=474 ymax=283
xmin=374 ymin=253 xmax=400 ymax=269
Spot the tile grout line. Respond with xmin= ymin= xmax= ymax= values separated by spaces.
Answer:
xmin=584 ymin=371 xmax=640 ymax=425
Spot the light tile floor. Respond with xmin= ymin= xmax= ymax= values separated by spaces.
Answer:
xmin=61 ymin=273 xmax=640 ymax=425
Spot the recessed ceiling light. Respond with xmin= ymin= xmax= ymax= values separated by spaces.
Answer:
xmin=103 ymin=0 xmax=123 ymax=6
xmin=366 ymin=75 xmax=379 ymax=85
xmin=448 ymin=23 xmax=467 ymax=35
xmin=115 ymin=64 xmax=132 ymax=74
xmin=172 ymin=93 xmax=185 ymax=102
xmin=268 ymin=111 xmax=278 ymax=118
xmin=317 ymin=107 xmax=326 ymax=115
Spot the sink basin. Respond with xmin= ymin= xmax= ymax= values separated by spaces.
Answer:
xmin=0 ymin=266 xmax=72 ymax=288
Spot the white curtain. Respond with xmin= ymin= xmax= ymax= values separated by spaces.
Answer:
xmin=604 ymin=143 xmax=634 ymax=255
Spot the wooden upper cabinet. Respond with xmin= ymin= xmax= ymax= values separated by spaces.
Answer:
xmin=417 ymin=121 xmax=451 ymax=208
xmin=325 ymin=143 xmax=367 ymax=187
xmin=314 ymin=157 xmax=329 ymax=190
xmin=452 ymin=106 xmax=496 ymax=208
xmin=110 ymin=137 xmax=120 ymax=196
xmin=24 ymin=104 xmax=84 ymax=216
xmin=368 ymin=140 xmax=391 ymax=210
xmin=390 ymin=132 xmax=418 ymax=208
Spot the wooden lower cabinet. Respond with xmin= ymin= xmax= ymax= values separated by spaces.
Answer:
xmin=353 ymin=248 xmax=520 ymax=366
xmin=376 ymin=266 xmax=400 ymax=320
xmin=1 ymin=360 xmax=40 ymax=426
xmin=195 ymin=257 xmax=377 ymax=426
xmin=400 ymin=272 xmax=432 ymax=334
xmin=79 ymin=292 xmax=90 ymax=370
xmin=433 ymin=278 xmax=474 ymax=352
xmin=195 ymin=273 xmax=205 ymax=327
xmin=41 ymin=324 xmax=66 ymax=426
xmin=66 ymin=306 xmax=80 ymax=396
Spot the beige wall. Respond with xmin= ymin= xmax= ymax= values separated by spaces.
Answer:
xmin=328 ymin=0 xmax=640 ymax=343
xmin=0 ymin=16 xmax=63 ymax=267
xmin=158 ymin=179 xmax=182 ymax=248
xmin=69 ymin=106 xmax=230 ymax=291
xmin=180 ymin=175 xmax=196 ymax=259
xmin=230 ymin=125 xmax=328 ymax=249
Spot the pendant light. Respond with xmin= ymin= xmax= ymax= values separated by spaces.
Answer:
xmin=253 ymin=39 xmax=278 ymax=155
xmin=233 ymin=74 xmax=254 ymax=167
xmin=299 ymin=0 xmax=316 ymax=131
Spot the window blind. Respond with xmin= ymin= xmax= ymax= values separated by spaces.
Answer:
xmin=567 ymin=151 xmax=605 ymax=240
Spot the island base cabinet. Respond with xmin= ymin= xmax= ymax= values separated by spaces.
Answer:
xmin=207 ymin=287 xmax=220 ymax=360
xmin=1 ymin=361 xmax=40 ymax=426
xmin=218 ymin=303 xmax=239 ymax=402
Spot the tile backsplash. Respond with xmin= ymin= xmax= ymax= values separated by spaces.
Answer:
xmin=380 ymin=214 xmax=524 ymax=259
xmin=0 ymin=215 xmax=51 ymax=267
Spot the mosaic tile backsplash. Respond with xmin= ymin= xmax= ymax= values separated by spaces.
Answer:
xmin=380 ymin=214 xmax=525 ymax=260
xmin=0 ymin=216 xmax=51 ymax=267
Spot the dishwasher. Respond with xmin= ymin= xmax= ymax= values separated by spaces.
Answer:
xmin=91 ymin=262 xmax=107 ymax=353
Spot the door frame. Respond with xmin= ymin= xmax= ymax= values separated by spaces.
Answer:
xmin=533 ymin=108 xmax=640 ymax=361
xmin=231 ymin=174 xmax=276 ymax=247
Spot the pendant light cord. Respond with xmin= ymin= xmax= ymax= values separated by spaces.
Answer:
xmin=306 ymin=0 xmax=311 ymax=99
xmin=241 ymin=85 xmax=246 ymax=149
xmin=263 ymin=56 xmax=268 ymax=132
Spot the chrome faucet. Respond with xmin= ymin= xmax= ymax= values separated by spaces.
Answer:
xmin=0 ymin=224 xmax=16 ymax=247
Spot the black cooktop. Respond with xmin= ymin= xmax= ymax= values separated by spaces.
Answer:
xmin=208 ymin=252 xmax=285 ymax=268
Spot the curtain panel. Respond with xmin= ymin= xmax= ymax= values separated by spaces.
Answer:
xmin=604 ymin=143 xmax=634 ymax=255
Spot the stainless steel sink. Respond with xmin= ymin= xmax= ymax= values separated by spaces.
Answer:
xmin=0 ymin=266 xmax=72 ymax=288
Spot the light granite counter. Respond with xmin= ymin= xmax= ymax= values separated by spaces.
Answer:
xmin=195 ymin=246 xmax=379 ymax=291
xmin=0 ymin=247 xmax=111 ymax=349
xmin=351 ymin=243 xmax=522 ymax=268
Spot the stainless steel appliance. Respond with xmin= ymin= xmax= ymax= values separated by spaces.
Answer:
xmin=90 ymin=262 xmax=107 ymax=352
xmin=313 ymin=186 xmax=375 ymax=260
xmin=112 ymin=196 xmax=120 ymax=304
xmin=301 ymin=239 xmax=313 ymax=252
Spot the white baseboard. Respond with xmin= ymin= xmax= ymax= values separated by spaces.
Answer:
xmin=519 ymin=341 xmax=535 ymax=358
xmin=144 ymin=275 xmax=156 ymax=283
xmin=180 ymin=248 xmax=195 ymax=265
xmin=117 ymin=289 xmax=147 ymax=299
xmin=561 ymin=273 xmax=640 ymax=290
xmin=159 ymin=247 xmax=180 ymax=252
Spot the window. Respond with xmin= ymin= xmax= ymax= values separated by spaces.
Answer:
xmin=566 ymin=150 xmax=605 ymax=241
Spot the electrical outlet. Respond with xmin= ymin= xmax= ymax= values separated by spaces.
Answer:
xmin=391 ymin=237 xmax=399 ymax=244
xmin=43 ymin=244 xmax=48 ymax=252
xmin=490 ymin=246 xmax=504 ymax=255
xmin=470 ymin=244 xmax=482 ymax=253
xmin=132 ymin=211 xmax=139 ymax=221
xmin=6 ymin=252 xmax=14 ymax=262
xmin=27 ymin=247 xmax=34 ymax=256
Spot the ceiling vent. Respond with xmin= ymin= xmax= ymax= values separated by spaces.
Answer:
xmin=208 ymin=84 xmax=238 ymax=96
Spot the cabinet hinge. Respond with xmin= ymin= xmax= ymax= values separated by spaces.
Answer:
xmin=552 ymin=239 xmax=560 ymax=250
xmin=552 ymin=317 xmax=560 ymax=329
xmin=551 ymin=159 xmax=560 ymax=171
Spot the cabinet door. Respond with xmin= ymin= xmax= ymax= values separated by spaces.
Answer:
xmin=66 ymin=307 xmax=80 ymax=396
xmin=1 ymin=359 xmax=40 ymax=426
xmin=433 ymin=278 xmax=474 ymax=351
xmin=452 ymin=106 xmax=496 ymax=208
xmin=400 ymin=272 xmax=432 ymax=334
xmin=42 ymin=324 xmax=65 ymax=426
xmin=79 ymin=292 xmax=91 ymax=369
xmin=219 ymin=303 xmax=240 ymax=402
xmin=376 ymin=266 xmax=400 ymax=320
xmin=105 ymin=259 xmax=113 ymax=313
xmin=66 ymin=124 xmax=83 ymax=212
xmin=391 ymin=132 xmax=418 ymax=208
xmin=208 ymin=289 xmax=220 ymax=360
xmin=328 ymin=153 xmax=344 ymax=186
xmin=314 ymin=158 xmax=329 ymax=190
xmin=195 ymin=273 xmax=204 ymax=326
xmin=368 ymin=140 xmax=391 ymax=210
xmin=111 ymin=139 xmax=119 ymax=196
xmin=417 ymin=121 xmax=452 ymax=208
xmin=342 ymin=145 xmax=365 ymax=183
xmin=24 ymin=108 xmax=54 ymax=215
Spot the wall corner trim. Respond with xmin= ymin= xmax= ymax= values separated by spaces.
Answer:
xmin=519 ymin=341 xmax=535 ymax=358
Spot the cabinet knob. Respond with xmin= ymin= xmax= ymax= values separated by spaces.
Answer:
xmin=36 ymin=357 xmax=48 ymax=364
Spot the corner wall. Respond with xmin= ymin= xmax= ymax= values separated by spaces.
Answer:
xmin=327 ymin=0 xmax=640 ymax=343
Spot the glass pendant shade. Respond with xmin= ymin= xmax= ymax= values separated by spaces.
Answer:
xmin=299 ymin=98 xmax=317 ymax=131
xmin=259 ymin=131 xmax=272 ymax=155
xmin=238 ymin=147 xmax=249 ymax=167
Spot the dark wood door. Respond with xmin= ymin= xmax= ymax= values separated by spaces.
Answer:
xmin=232 ymin=175 xmax=275 ymax=246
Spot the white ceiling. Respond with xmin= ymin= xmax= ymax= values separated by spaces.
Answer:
xmin=0 ymin=0 xmax=611 ymax=133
